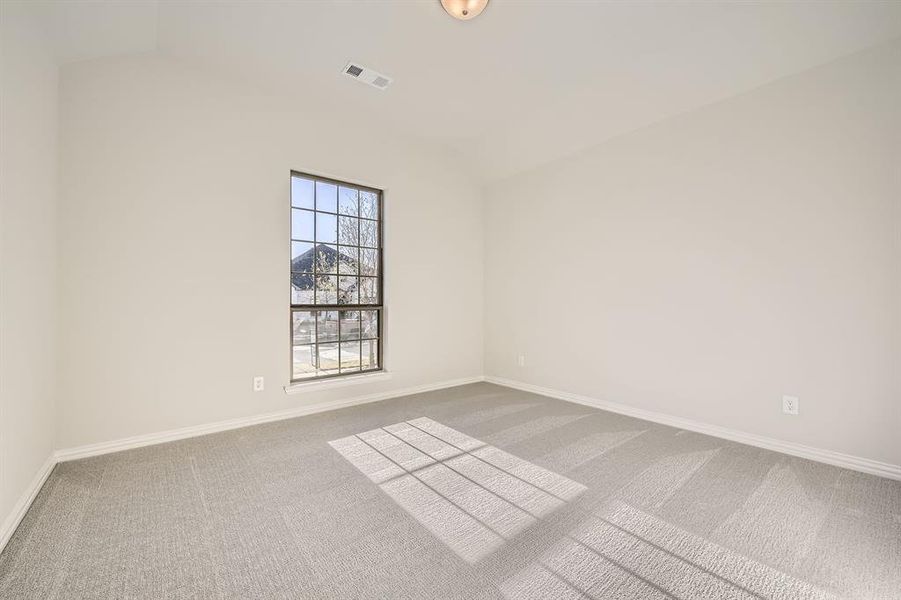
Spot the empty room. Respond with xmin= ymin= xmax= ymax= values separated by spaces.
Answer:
xmin=1 ymin=1 xmax=899 ymax=598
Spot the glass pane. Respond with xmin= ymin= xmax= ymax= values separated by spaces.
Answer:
xmin=360 ymin=248 xmax=378 ymax=277
xmin=317 ymin=343 xmax=340 ymax=374
xmin=359 ymin=277 xmax=378 ymax=304
xmin=360 ymin=190 xmax=378 ymax=219
xmin=316 ymin=212 xmax=337 ymax=244
xmin=291 ymin=209 xmax=314 ymax=241
xmin=360 ymin=219 xmax=378 ymax=248
xmin=338 ymin=216 xmax=359 ymax=246
xmin=339 ymin=187 xmax=358 ymax=216
xmin=340 ymin=310 xmax=360 ymax=340
xmin=292 ymin=311 xmax=316 ymax=345
xmin=317 ymin=310 xmax=338 ymax=342
xmin=293 ymin=344 xmax=317 ymax=379
xmin=340 ymin=341 xmax=362 ymax=373
xmin=315 ymin=244 xmax=338 ymax=274
xmin=291 ymin=273 xmax=315 ymax=304
xmin=316 ymin=181 xmax=338 ymax=213
xmin=291 ymin=177 xmax=314 ymax=209
xmin=339 ymin=275 xmax=358 ymax=305
xmin=361 ymin=339 xmax=379 ymax=370
xmin=316 ymin=275 xmax=337 ymax=304
xmin=292 ymin=241 xmax=314 ymax=272
xmin=337 ymin=246 xmax=358 ymax=275
xmin=361 ymin=310 xmax=378 ymax=339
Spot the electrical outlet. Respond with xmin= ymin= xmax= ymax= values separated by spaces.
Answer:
xmin=517 ymin=354 xmax=525 ymax=368
xmin=253 ymin=376 xmax=265 ymax=392
xmin=782 ymin=395 xmax=799 ymax=415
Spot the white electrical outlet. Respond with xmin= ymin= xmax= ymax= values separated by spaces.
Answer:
xmin=517 ymin=354 xmax=526 ymax=368
xmin=253 ymin=376 xmax=265 ymax=392
xmin=782 ymin=395 xmax=799 ymax=415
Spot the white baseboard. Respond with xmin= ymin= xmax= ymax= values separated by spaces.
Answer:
xmin=485 ymin=376 xmax=901 ymax=481
xmin=0 ymin=454 xmax=56 ymax=554
xmin=55 ymin=375 xmax=485 ymax=463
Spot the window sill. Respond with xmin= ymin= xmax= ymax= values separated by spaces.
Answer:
xmin=284 ymin=370 xmax=392 ymax=395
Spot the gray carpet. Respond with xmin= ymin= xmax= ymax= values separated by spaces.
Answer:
xmin=1 ymin=383 xmax=899 ymax=599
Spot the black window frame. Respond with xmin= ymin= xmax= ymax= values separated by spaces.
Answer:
xmin=290 ymin=170 xmax=384 ymax=383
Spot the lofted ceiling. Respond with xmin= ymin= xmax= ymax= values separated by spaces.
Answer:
xmin=12 ymin=0 xmax=901 ymax=182
xmin=3 ymin=0 xmax=157 ymax=64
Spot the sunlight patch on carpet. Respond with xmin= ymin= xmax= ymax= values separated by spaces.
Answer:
xmin=330 ymin=417 xmax=587 ymax=563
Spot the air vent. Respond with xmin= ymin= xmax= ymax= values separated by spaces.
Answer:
xmin=343 ymin=62 xmax=393 ymax=91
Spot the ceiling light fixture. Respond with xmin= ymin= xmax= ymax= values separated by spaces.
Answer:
xmin=440 ymin=0 xmax=489 ymax=21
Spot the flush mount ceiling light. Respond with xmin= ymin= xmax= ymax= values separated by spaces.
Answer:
xmin=440 ymin=0 xmax=489 ymax=21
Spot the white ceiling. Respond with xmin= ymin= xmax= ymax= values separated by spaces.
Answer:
xmin=15 ymin=0 xmax=901 ymax=182
xmin=5 ymin=0 xmax=157 ymax=64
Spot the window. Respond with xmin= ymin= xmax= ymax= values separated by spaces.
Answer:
xmin=291 ymin=172 xmax=382 ymax=381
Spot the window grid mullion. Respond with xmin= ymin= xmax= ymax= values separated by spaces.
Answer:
xmin=312 ymin=181 xmax=318 ymax=305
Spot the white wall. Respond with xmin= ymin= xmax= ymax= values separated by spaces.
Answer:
xmin=56 ymin=55 xmax=483 ymax=449
xmin=0 ymin=12 xmax=59 ymax=532
xmin=485 ymin=40 xmax=900 ymax=466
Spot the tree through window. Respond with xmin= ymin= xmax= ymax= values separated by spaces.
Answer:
xmin=290 ymin=172 xmax=382 ymax=381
